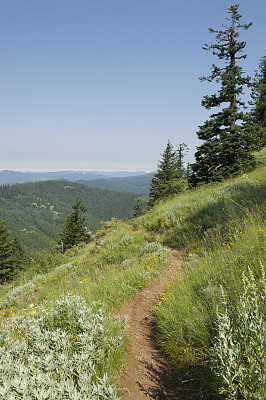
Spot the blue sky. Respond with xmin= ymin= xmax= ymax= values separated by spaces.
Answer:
xmin=0 ymin=0 xmax=265 ymax=171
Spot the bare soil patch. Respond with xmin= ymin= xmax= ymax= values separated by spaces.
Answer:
xmin=117 ymin=250 xmax=200 ymax=400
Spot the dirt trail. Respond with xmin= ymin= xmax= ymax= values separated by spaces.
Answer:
xmin=118 ymin=250 xmax=196 ymax=400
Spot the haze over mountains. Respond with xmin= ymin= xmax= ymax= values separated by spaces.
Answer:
xmin=0 ymin=170 xmax=149 ymax=185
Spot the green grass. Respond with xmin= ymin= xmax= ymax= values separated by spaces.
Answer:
xmin=138 ymin=159 xmax=265 ymax=249
xmin=146 ymin=150 xmax=266 ymax=398
xmin=155 ymin=208 xmax=265 ymax=354
xmin=0 ymin=147 xmax=265 ymax=398
xmin=0 ymin=221 xmax=170 ymax=314
xmin=0 ymin=219 xmax=171 ymax=398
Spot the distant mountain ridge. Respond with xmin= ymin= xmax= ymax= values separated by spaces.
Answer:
xmin=77 ymin=172 xmax=154 ymax=196
xmin=0 ymin=170 xmax=148 ymax=185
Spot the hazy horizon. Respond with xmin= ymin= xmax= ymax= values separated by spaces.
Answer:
xmin=0 ymin=168 xmax=153 ymax=173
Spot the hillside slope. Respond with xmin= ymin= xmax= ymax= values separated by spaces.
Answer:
xmin=0 ymin=148 xmax=265 ymax=399
xmin=0 ymin=180 xmax=139 ymax=250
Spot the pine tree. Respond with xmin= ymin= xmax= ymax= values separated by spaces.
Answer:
xmin=148 ymin=141 xmax=188 ymax=206
xmin=11 ymin=237 xmax=28 ymax=271
xmin=249 ymin=54 xmax=266 ymax=149
xmin=59 ymin=199 xmax=91 ymax=252
xmin=176 ymin=143 xmax=189 ymax=177
xmin=132 ymin=197 xmax=147 ymax=217
xmin=0 ymin=220 xmax=23 ymax=282
xmin=191 ymin=4 xmax=256 ymax=185
xmin=0 ymin=220 xmax=13 ymax=282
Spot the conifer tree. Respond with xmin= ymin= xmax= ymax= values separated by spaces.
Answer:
xmin=191 ymin=4 xmax=256 ymax=185
xmin=249 ymin=54 xmax=266 ymax=148
xmin=176 ymin=143 xmax=189 ymax=177
xmin=0 ymin=220 xmax=13 ymax=282
xmin=148 ymin=141 xmax=188 ymax=206
xmin=0 ymin=220 xmax=25 ymax=282
xmin=132 ymin=197 xmax=147 ymax=217
xmin=59 ymin=199 xmax=91 ymax=252
xmin=11 ymin=237 xmax=28 ymax=270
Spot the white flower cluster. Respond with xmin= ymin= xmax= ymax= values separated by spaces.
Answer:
xmin=0 ymin=293 xmax=124 ymax=399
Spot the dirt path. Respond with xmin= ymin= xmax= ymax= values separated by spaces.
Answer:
xmin=117 ymin=250 xmax=196 ymax=400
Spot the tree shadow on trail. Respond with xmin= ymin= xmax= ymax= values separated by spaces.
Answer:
xmin=137 ymin=318 xmax=214 ymax=400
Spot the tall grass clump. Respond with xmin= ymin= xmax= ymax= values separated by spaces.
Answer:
xmin=212 ymin=266 xmax=266 ymax=399
xmin=0 ymin=292 xmax=127 ymax=399
xmin=155 ymin=206 xmax=265 ymax=372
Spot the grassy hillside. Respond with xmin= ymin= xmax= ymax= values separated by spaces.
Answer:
xmin=0 ymin=148 xmax=265 ymax=398
xmin=137 ymin=148 xmax=266 ymax=398
xmin=77 ymin=172 xmax=154 ymax=196
xmin=0 ymin=180 xmax=139 ymax=250
xmin=0 ymin=222 xmax=171 ymax=399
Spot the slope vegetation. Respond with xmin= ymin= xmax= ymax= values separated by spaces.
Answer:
xmin=0 ymin=148 xmax=265 ymax=398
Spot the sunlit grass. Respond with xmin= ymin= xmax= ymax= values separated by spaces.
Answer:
xmin=134 ymin=149 xmax=266 ymax=397
xmin=0 ymin=147 xmax=265 ymax=398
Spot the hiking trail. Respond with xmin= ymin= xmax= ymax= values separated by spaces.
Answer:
xmin=118 ymin=249 xmax=199 ymax=400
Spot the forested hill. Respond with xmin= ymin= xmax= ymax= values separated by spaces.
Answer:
xmin=77 ymin=172 xmax=154 ymax=196
xmin=0 ymin=181 xmax=139 ymax=250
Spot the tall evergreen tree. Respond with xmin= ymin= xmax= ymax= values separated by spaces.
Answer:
xmin=132 ymin=197 xmax=147 ymax=218
xmin=0 ymin=220 xmax=13 ymax=282
xmin=176 ymin=143 xmax=189 ymax=177
xmin=11 ymin=237 xmax=28 ymax=270
xmin=0 ymin=220 xmax=26 ymax=282
xmin=191 ymin=4 xmax=256 ymax=185
xmin=59 ymin=199 xmax=91 ymax=252
xmin=249 ymin=54 xmax=266 ymax=149
xmin=148 ymin=141 xmax=188 ymax=206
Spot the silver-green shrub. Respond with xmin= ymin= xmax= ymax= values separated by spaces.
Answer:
xmin=0 ymin=281 xmax=38 ymax=309
xmin=0 ymin=293 xmax=125 ymax=399
xmin=0 ymin=263 xmax=74 ymax=309
xmin=142 ymin=242 xmax=171 ymax=264
xmin=211 ymin=265 xmax=266 ymax=399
